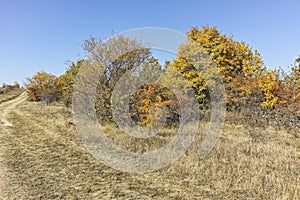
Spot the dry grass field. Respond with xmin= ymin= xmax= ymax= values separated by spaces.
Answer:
xmin=0 ymin=88 xmax=24 ymax=104
xmin=0 ymin=92 xmax=299 ymax=199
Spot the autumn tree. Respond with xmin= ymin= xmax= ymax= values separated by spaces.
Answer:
xmin=129 ymin=80 xmax=175 ymax=127
xmin=12 ymin=81 xmax=20 ymax=88
xmin=56 ymin=60 xmax=83 ymax=107
xmin=278 ymin=57 xmax=300 ymax=113
xmin=286 ymin=57 xmax=300 ymax=100
xmin=168 ymin=26 xmax=266 ymax=109
xmin=25 ymin=71 xmax=59 ymax=104
xmin=258 ymin=70 xmax=280 ymax=108
xmin=82 ymin=35 xmax=156 ymax=123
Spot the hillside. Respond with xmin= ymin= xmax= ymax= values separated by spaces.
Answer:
xmin=0 ymin=92 xmax=299 ymax=199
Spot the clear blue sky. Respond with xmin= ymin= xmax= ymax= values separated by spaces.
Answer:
xmin=1 ymin=0 xmax=299 ymax=85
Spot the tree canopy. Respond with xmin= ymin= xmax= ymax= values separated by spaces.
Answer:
xmin=24 ymin=27 xmax=300 ymax=125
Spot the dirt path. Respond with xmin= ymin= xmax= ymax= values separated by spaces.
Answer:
xmin=0 ymin=92 xmax=27 ymax=199
xmin=0 ymin=92 xmax=28 ymax=126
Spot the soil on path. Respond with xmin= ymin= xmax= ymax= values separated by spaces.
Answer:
xmin=0 ymin=92 xmax=27 ymax=199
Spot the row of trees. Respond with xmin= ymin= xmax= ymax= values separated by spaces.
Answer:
xmin=25 ymin=26 xmax=300 ymax=126
xmin=170 ymin=27 xmax=300 ymax=109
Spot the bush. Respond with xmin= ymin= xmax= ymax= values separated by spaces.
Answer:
xmin=25 ymin=72 xmax=60 ymax=105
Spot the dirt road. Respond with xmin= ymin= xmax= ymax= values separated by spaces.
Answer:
xmin=0 ymin=92 xmax=27 ymax=199
xmin=0 ymin=91 xmax=298 ymax=199
xmin=0 ymin=92 xmax=27 ymax=126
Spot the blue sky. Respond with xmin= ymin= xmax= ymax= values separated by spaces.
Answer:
xmin=1 ymin=0 xmax=299 ymax=85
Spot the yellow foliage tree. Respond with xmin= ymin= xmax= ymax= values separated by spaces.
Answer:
xmin=134 ymin=82 xmax=172 ymax=126
xmin=12 ymin=81 xmax=20 ymax=88
xmin=287 ymin=57 xmax=300 ymax=100
xmin=25 ymin=71 xmax=59 ymax=104
xmin=56 ymin=60 xmax=83 ymax=107
xmin=279 ymin=57 xmax=300 ymax=112
xmin=258 ymin=70 xmax=280 ymax=108
xmin=169 ymin=26 xmax=265 ymax=109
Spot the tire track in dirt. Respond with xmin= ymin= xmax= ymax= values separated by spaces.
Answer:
xmin=0 ymin=92 xmax=27 ymax=199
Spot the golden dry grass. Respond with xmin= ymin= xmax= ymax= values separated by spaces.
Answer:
xmin=0 ymin=88 xmax=24 ymax=104
xmin=0 ymin=100 xmax=299 ymax=199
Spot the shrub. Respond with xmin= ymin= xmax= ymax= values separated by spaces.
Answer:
xmin=25 ymin=71 xmax=60 ymax=105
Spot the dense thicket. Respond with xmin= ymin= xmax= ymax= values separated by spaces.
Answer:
xmin=25 ymin=26 xmax=300 ymax=128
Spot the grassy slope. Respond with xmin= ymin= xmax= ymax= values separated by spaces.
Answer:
xmin=0 ymin=88 xmax=24 ymax=104
xmin=1 ymin=100 xmax=299 ymax=199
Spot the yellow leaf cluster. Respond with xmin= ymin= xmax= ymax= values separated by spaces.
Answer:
xmin=258 ymin=71 xmax=280 ymax=107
